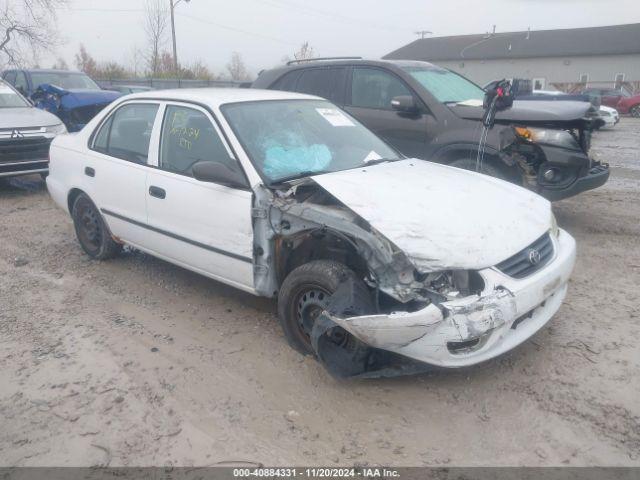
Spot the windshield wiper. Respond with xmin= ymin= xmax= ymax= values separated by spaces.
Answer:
xmin=364 ymin=158 xmax=401 ymax=166
xmin=272 ymin=170 xmax=327 ymax=184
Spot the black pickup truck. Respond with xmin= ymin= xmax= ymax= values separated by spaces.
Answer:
xmin=252 ymin=59 xmax=609 ymax=201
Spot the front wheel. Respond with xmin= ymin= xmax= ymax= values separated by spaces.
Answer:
xmin=277 ymin=260 xmax=373 ymax=355
xmin=630 ymin=105 xmax=640 ymax=118
xmin=71 ymin=193 xmax=122 ymax=260
xmin=449 ymin=157 xmax=508 ymax=180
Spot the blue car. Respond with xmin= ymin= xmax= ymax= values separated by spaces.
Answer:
xmin=1 ymin=69 xmax=121 ymax=132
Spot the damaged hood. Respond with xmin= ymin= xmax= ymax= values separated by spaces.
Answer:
xmin=450 ymin=100 xmax=593 ymax=125
xmin=57 ymin=89 xmax=121 ymax=108
xmin=311 ymin=159 xmax=552 ymax=272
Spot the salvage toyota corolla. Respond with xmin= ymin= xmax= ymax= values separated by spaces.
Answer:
xmin=46 ymin=89 xmax=576 ymax=378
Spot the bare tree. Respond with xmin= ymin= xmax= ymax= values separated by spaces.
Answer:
xmin=74 ymin=44 xmax=98 ymax=77
xmin=143 ymin=0 xmax=168 ymax=77
xmin=51 ymin=57 xmax=68 ymax=69
xmin=293 ymin=41 xmax=315 ymax=61
xmin=0 ymin=0 xmax=67 ymax=67
xmin=226 ymin=52 xmax=250 ymax=81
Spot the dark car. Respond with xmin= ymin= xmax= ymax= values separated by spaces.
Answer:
xmin=1 ymin=69 xmax=121 ymax=132
xmin=253 ymin=59 xmax=609 ymax=201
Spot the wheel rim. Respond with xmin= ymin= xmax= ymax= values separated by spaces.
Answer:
xmin=295 ymin=286 xmax=330 ymax=341
xmin=77 ymin=201 xmax=102 ymax=251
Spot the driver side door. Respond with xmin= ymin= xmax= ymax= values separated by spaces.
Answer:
xmin=144 ymin=102 xmax=255 ymax=292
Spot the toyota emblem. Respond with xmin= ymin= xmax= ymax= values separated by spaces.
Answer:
xmin=528 ymin=249 xmax=542 ymax=265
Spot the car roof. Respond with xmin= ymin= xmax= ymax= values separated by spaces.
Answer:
xmin=24 ymin=69 xmax=88 ymax=74
xmin=125 ymin=88 xmax=323 ymax=107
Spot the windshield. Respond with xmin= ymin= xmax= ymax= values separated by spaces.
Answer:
xmin=222 ymin=99 xmax=401 ymax=183
xmin=402 ymin=66 xmax=485 ymax=104
xmin=30 ymin=72 xmax=100 ymax=90
xmin=0 ymin=83 xmax=29 ymax=108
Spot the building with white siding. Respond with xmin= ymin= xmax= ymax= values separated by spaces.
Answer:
xmin=384 ymin=24 xmax=640 ymax=93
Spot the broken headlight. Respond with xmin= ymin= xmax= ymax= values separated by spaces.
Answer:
xmin=45 ymin=123 xmax=67 ymax=135
xmin=515 ymin=127 xmax=581 ymax=151
xmin=416 ymin=270 xmax=485 ymax=300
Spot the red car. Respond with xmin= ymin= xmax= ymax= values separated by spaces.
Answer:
xmin=582 ymin=87 xmax=640 ymax=117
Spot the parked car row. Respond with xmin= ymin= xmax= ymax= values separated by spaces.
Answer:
xmin=0 ymin=59 xmax=621 ymax=377
xmin=581 ymin=87 xmax=640 ymax=117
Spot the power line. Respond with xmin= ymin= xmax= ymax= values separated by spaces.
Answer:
xmin=58 ymin=7 xmax=297 ymax=47
xmin=251 ymin=0 xmax=407 ymax=33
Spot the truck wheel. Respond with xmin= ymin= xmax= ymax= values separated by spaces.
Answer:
xmin=277 ymin=260 xmax=373 ymax=355
xmin=449 ymin=158 xmax=507 ymax=180
xmin=630 ymin=105 xmax=640 ymax=118
xmin=71 ymin=193 xmax=122 ymax=260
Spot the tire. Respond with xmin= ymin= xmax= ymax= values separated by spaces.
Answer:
xmin=277 ymin=260 xmax=373 ymax=355
xmin=71 ymin=193 xmax=122 ymax=260
xmin=630 ymin=105 xmax=640 ymax=118
xmin=449 ymin=157 xmax=509 ymax=180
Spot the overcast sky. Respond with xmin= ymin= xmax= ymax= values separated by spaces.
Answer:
xmin=47 ymin=0 xmax=640 ymax=75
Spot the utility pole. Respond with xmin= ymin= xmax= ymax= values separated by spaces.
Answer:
xmin=169 ymin=0 xmax=191 ymax=73
xmin=415 ymin=30 xmax=432 ymax=39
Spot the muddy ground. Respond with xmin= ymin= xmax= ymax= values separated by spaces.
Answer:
xmin=1 ymin=119 xmax=639 ymax=467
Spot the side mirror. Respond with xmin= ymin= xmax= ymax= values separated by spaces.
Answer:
xmin=192 ymin=161 xmax=248 ymax=189
xmin=391 ymin=95 xmax=419 ymax=114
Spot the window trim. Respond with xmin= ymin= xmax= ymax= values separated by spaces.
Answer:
xmin=88 ymin=100 xmax=162 ymax=165
xmin=347 ymin=66 xmax=418 ymax=112
xmin=156 ymin=101 xmax=242 ymax=180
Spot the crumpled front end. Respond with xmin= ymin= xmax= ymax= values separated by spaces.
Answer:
xmin=315 ymin=229 xmax=575 ymax=375
xmin=31 ymin=84 xmax=120 ymax=132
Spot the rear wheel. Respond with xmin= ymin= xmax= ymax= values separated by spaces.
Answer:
xmin=277 ymin=260 xmax=373 ymax=355
xmin=71 ymin=193 xmax=122 ymax=260
xmin=630 ymin=105 xmax=640 ymax=118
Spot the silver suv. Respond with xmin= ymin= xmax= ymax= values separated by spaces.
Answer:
xmin=0 ymin=79 xmax=66 ymax=179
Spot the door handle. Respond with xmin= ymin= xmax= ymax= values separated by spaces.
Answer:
xmin=149 ymin=186 xmax=166 ymax=199
xmin=84 ymin=167 xmax=95 ymax=177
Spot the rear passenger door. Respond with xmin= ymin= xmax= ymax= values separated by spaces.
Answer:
xmin=89 ymin=101 xmax=161 ymax=246
xmin=144 ymin=102 xmax=254 ymax=291
xmin=344 ymin=67 xmax=428 ymax=159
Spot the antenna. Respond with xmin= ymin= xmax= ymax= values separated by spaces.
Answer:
xmin=415 ymin=30 xmax=433 ymax=39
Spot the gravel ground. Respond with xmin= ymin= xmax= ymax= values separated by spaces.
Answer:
xmin=0 ymin=119 xmax=639 ymax=467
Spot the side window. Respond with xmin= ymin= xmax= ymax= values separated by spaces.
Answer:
xmin=271 ymin=71 xmax=301 ymax=92
xmin=296 ymin=68 xmax=347 ymax=104
xmin=159 ymin=105 xmax=235 ymax=176
xmin=3 ymin=71 xmax=16 ymax=85
xmin=14 ymin=72 xmax=28 ymax=94
xmin=92 ymin=103 xmax=159 ymax=164
xmin=351 ymin=68 xmax=412 ymax=110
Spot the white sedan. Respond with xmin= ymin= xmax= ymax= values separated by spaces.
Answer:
xmin=599 ymin=105 xmax=620 ymax=129
xmin=47 ymin=89 xmax=576 ymax=378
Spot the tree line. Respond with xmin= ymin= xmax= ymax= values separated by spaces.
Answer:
xmin=1 ymin=0 xmax=316 ymax=81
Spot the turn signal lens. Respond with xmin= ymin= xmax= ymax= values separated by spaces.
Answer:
xmin=514 ymin=126 xmax=532 ymax=141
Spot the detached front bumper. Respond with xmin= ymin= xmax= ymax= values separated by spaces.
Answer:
xmin=325 ymin=229 xmax=576 ymax=369
xmin=540 ymin=163 xmax=609 ymax=201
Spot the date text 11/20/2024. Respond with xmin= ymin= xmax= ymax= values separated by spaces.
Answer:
xmin=233 ymin=468 xmax=401 ymax=478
